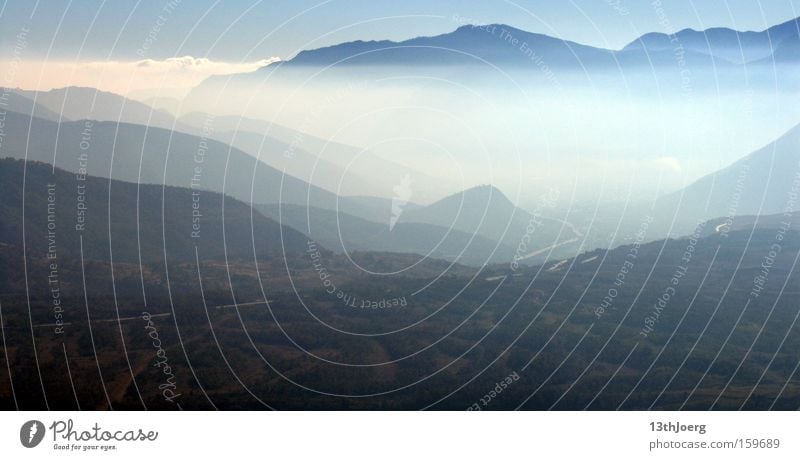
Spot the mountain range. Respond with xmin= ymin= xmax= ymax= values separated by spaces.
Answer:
xmin=3 ymin=14 xmax=800 ymax=411
xmin=6 ymin=87 xmax=445 ymax=200
xmin=193 ymin=16 xmax=800 ymax=90
xmin=4 ymin=16 xmax=800 ymax=268
xmin=0 ymin=108 xmax=405 ymax=222
xmin=0 ymin=158 xmax=310 ymax=264
xmin=624 ymin=16 xmax=800 ymax=64
xmin=4 ymin=103 xmax=800 ymax=267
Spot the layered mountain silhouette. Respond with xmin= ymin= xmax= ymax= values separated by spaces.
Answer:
xmin=6 ymin=11 xmax=800 ymax=413
xmin=7 ymin=88 xmax=799 ymax=267
xmin=1 ymin=91 xmax=68 ymax=121
xmin=11 ymin=87 xmax=183 ymax=131
xmin=0 ymin=158 xmax=310 ymax=264
xmin=7 ymin=88 xmax=442 ymax=200
xmin=177 ymin=111 xmax=437 ymax=199
xmin=1 ymin=107 xmax=587 ymax=266
xmin=0 ymin=110 xmax=397 ymax=222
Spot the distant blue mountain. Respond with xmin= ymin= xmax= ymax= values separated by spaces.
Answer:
xmin=191 ymin=19 xmax=799 ymax=94
xmin=763 ymin=34 xmax=800 ymax=63
xmin=268 ymin=23 xmax=729 ymax=70
xmin=188 ymin=20 xmax=799 ymax=108
xmin=623 ymin=16 xmax=800 ymax=64
xmin=284 ymin=24 xmax=617 ymax=68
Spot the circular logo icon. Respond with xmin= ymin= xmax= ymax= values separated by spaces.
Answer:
xmin=20 ymin=420 xmax=45 ymax=448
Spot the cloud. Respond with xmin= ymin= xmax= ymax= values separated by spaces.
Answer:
xmin=130 ymin=56 xmax=279 ymax=74
xmin=2 ymin=56 xmax=280 ymax=98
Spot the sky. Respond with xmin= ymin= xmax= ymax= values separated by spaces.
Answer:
xmin=0 ymin=0 xmax=798 ymax=95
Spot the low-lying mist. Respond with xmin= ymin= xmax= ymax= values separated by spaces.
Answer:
xmin=183 ymin=62 xmax=799 ymax=208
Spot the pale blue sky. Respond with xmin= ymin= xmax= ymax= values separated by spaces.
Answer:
xmin=1 ymin=0 xmax=798 ymax=61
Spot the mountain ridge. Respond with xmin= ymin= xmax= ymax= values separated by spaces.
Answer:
xmin=653 ymin=121 xmax=800 ymax=236
xmin=623 ymin=16 xmax=800 ymax=64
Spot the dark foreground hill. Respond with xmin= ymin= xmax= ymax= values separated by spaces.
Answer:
xmin=2 ymin=177 xmax=798 ymax=409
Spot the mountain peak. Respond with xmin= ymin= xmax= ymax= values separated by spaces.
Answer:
xmin=463 ymin=183 xmax=508 ymax=195
xmin=452 ymin=23 xmax=517 ymax=33
xmin=430 ymin=184 xmax=514 ymax=209
xmin=281 ymin=22 xmax=610 ymax=68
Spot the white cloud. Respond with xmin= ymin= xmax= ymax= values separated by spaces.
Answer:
xmin=130 ymin=56 xmax=279 ymax=74
xmin=2 ymin=56 xmax=280 ymax=98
